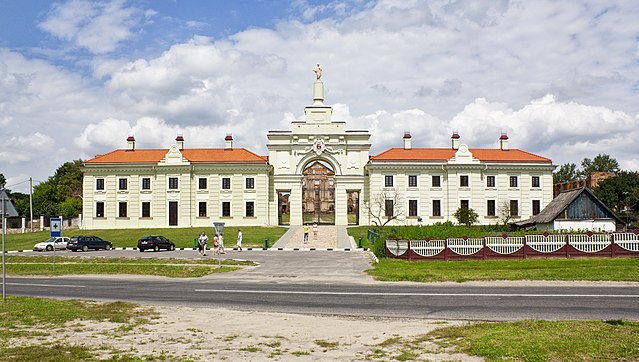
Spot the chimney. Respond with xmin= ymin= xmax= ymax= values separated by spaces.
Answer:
xmin=176 ymin=134 xmax=184 ymax=150
xmin=499 ymin=132 xmax=509 ymax=151
xmin=451 ymin=131 xmax=460 ymax=150
xmin=403 ymin=131 xmax=412 ymax=150
xmin=126 ymin=135 xmax=135 ymax=151
xmin=225 ymin=133 xmax=233 ymax=149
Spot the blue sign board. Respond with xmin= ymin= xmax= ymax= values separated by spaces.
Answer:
xmin=50 ymin=217 xmax=62 ymax=237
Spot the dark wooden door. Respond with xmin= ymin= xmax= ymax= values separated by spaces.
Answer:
xmin=168 ymin=202 xmax=178 ymax=226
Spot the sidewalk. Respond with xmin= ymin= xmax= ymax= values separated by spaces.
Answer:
xmin=271 ymin=225 xmax=354 ymax=249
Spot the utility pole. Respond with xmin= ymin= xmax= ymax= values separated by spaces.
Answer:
xmin=29 ymin=177 xmax=33 ymax=232
xmin=1 ymin=188 xmax=6 ymax=301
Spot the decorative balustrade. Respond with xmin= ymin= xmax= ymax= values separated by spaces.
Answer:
xmin=384 ymin=231 xmax=639 ymax=260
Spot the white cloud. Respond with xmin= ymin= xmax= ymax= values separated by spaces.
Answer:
xmin=0 ymin=132 xmax=55 ymax=164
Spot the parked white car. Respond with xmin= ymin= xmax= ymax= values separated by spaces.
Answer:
xmin=32 ymin=237 xmax=70 ymax=251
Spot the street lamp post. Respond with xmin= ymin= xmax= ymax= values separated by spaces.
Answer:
xmin=1 ymin=189 xmax=6 ymax=301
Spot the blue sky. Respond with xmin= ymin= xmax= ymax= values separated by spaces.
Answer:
xmin=1 ymin=0 xmax=638 ymax=193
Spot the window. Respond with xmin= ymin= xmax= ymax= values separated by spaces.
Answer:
xmin=408 ymin=200 xmax=418 ymax=216
xmin=532 ymin=176 xmax=540 ymax=188
xmin=198 ymin=178 xmax=207 ymax=190
xmin=198 ymin=202 xmax=207 ymax=217
xmin=246 ymin=201 xmax=255 ymax=217
xmin=460 ymin=175 xmax=469 ymax=187
xmin=118 ymin=202 xmax=127 ymax=218
xmin=486 ymin=175 xmax=495 ymax=188
xmin=460 ymin=200 xmax=469 ymax=209
xmin=168 ymin=177 xmax=178 ymax=189
xmin=222 ymin=177 xmax=231 ymax=190
xmin=432 ymin=200 xmax=441 ymax=217
xmin=141 ymin=177 xmax=151 ymax=190
xmin=385 ymin=199 xmax=394 ymax=218
xmin=141 ymin=202 xmax=151 ymax=218
xmin=487 ymin=200 xmax=496 ymax=216
xmin=222 ymin=201 xmax=231 ymax=217
xmin=96 ymin=178 xmax=105 ymax=191
xmin=532 ymin=200 xmax=541 ymax=215
xmin=384 ymin=175 xmax=394 ymax=187
xmin=118 ymin=178 xmax=127 ymax=190
xmin=246 ymin=177 xmax=255 ymax=189
xmin=432 ymin=175 xmax=441 ymax=187
xmin=510 ymin=200 xmax=519 ymax=216
xmin=408 ymin=175 xmax=417 ymax=188
xmin=509 ymin=176 xmax=518 ymax=188
xmin=96 ymin=202 xmax=105 ymax=218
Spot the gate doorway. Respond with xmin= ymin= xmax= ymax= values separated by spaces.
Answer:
xmin=302 ymin=161 xmax=335 ymax=225
xmin=168 ymin=202 xmax=178 ymax=226
xmin=347 ymin=190 xmax=359 ymax=225
xmin=278 ymin=191 xmax=290 ymax=225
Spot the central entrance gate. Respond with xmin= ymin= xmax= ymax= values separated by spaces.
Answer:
xmin=302 ymin=161 xmax=335 ymax=225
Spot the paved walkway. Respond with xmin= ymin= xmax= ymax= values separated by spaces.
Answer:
xmin=271 ymin=225 xmax=354 ymax=249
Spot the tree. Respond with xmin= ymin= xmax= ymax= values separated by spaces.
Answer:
xmin=0 ymin=173 xmax=6 ymax=189
xmin=453 ymin=207 xmax=478 ymax=227
xmin=594 ymin=171 xmax=639 ymax=226
xmin=32 ymin=159 xmax=84 ymax=217
xmin=498 ymin=201 xmax=512 ymax=225
xmin=553 ymin=163 xmax=578 ymax=183
xmin=581 ymin=154 xmax=619 ymax=179
xmin=364 ymin=189 xmax=405 ymax=229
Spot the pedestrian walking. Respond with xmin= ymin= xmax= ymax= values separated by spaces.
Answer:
xmin=213 ymin=234 xmax=219 ymax=255
xmin=198 ymin=231 xmax=208 ymax=256
xmin=236 ymin=229 xmax=243 ymax=251
xmin=303 ymin=224 xmax=309 ymax=243
xmin=312 ymin=222 xmax=318 ymax=240
xmin=218 ymin=232 xmax=226 ymax=254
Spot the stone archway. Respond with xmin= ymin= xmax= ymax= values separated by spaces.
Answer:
xmin=302 ymin=160 xmax=335 ymax=225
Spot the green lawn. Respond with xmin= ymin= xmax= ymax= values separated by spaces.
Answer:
xmin=4 ymin=226 xmax=287 ymax=251
xmin=369 ymin=257 xmax=639 ymax=282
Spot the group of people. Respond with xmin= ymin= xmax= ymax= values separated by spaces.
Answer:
xmin=303 ymin=222 xmax=319 ymax=243
xmin=197 ymin=229 xmax=243 ymax=256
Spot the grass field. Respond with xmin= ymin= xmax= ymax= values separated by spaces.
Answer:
xmin=4 ymin=225 xmax=287 ymax=251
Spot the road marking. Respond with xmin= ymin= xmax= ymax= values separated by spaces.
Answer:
xmin=194 ymin=289 xmax=639 ymax=298
xmin=8 ymin=282 xmax=86 ymax=288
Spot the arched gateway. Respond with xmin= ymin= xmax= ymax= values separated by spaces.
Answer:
xmin=267 ymin=74 xmax=371 ymax=226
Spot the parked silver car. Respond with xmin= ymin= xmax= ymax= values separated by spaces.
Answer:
xmin=32 ymin=237 xmax=70 ymax=251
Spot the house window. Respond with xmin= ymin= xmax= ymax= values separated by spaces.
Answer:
xmin=118 ymin=202 xmax=127 ymax=218
xmin=460 ymin=200 xmax=469 ymax=209
xmin=432 ymin=175 xmax=441 ymax=187
xmin=246 ymin=201 xmax=255 ymax=217
xmin=385 ymin=199 xmax=394 ymax=218
xmin=96 ymin=178 xmax=105 ymax=191
xmin=198 ymin=178 xmax=207 ymax=190
xmin=222 ymin=177 xmax=231 ymax=190
xmin=532 ymin=176 xmax=540 ymax=188
xmin=222 ymin=201 xmax=231 ymax=217
xmin=460 ymin=175 xmax=469 ymax=187
xmin=510 ymin=200 xmax=519 ymax=216
xmin=408 ymin=175 xmax=417 ymax=188
xmin=118 ymin=178 xmax=127 ymax=190
xmin=532 ymin=200 xmax=541 ymax=215
xmin=246 ymin=177 xmax=255 ymax=189
xmin=432 ymin=200 xmax=441 ymax=217
xmin=487 ymin=200 xmax=496 ymax=216
xmin=408 ymin=200 xmax=418 ymax=217
xmin=96 ymin=202 xmax=105 ymax=218
xmin=168 ymin=177 xmax=179 ymax=189
xmin=141 ymin=202 xmax=151 ymax=218
xmin=486 ymin=176 xmax=495 ymax=188
xmin=198 ymin=202 xmax=207 ymax=217
xmin=384 ymin=175 xmax=394 ymax=187
xmin=509 ymin=176 xmax=518 ymax=188
xmin=141 ymin=177 xmax=151 ymax=190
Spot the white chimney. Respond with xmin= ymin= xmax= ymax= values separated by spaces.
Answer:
xmin=176 ymin=134 xmax=184 ymax=150
xmin=403 ymin=131 xmax=412 ymax=150
xmin=499 ymin=132 xmax=509 ymax=151
xmin=451 ymin=131 xmax=460 ymax=150
xmin=126 ymin=135 xmax=135 ymax=150
xmin=225 ymin=133 xmax=233 ymax=149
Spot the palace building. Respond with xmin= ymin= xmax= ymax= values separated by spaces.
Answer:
xmin=81 ymin=76 xmax=555 ymax=229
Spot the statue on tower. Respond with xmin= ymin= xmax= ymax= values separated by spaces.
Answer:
xmin=313 ymin=63 xmax=322 ymax=81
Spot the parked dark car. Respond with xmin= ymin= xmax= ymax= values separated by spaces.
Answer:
xmin=67 ymin=236 xmax=113 ymax=252
xmin=138 ymin=235 xmax=176 ymax=252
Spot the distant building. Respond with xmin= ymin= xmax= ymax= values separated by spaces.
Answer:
xmin=81 ymin=76 xmax=555 ymax=229
xmin=553 ymin=171 xmax=613 ymax=197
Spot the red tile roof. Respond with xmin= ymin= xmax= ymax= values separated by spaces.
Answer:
xmin=370 ymin=148 xmax=552 ymax=163
xmin=85 ymin=148 xmax=267 ymax=164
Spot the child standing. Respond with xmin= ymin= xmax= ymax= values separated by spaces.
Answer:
xmin=312 ymin=222 xmax=318 ymax=240
xmin=303 ymin=224 xmax=309 ymax=243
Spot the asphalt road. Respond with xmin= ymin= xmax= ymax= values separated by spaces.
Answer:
xmin=7 ymin=249 xmax=639 ymax=321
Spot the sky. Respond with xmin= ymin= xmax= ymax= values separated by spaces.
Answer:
xmin=1 ymin=0 xmax=638 ymax=193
